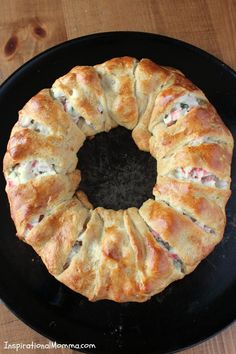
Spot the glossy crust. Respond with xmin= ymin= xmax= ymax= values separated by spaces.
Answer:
xmin=3 ymin=57 xmax=234 ymax=302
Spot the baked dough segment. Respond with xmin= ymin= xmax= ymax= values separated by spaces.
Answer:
xmin=26 ymin=198 xmax=90 ymax=276
xmin=92 ymin=207 xmax=181 ymax=302
xmin=90 ymin=208 xmax=140 ymax=302
xmin=76 ymin=190 xmax=93 ymax=210
xmin=132 ymin=59 xmax=172 ymax=151
xmin=158 ymin=142 xmax=232 ymax=185
xmin=13 ymin=89 xmax=85 ymax=150
xmin=4 ymin=129 xmax=78 ymax=175
xmin=150 ymin=104 xmax=234 ymax=160
xmin=124 ymin=208 xmax=184 ymax=299
xmin=94 ymin=57 xmax=139 ymax=129
xmin=51 ymin=66 xmax=116 ymax=136
xmin=153 ymin=176 xmax=230 ymax=237
xmin=57 ymin=209 xmax=104 ymax=300
xmin=148 ymin=73 xmax=207 ymax=133
xmin=5 ymin=171 xmax=81 ymax=239
xmin=3 ymin=88 xmax=85 ymax=239
xmin=139 ymin=199 xmax=220 ymax=274
xmin=3 ymin=89 xmax=86 ymax=178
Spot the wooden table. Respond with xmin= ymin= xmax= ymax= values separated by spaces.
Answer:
xmin=0 ymin=0 xmax=235 ymax=353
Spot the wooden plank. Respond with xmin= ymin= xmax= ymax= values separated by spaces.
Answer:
xmin=62 ymin=0 xmax=236 ymax=69
xmin=0 ymin=0 xmax=67 ymax=83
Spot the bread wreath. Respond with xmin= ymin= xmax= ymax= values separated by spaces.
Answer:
xmin=3 ymin=57 xmax=233 ymax=302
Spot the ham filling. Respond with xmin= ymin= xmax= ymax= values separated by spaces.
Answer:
xmin=173 ymin=167 xmax=227 ymax=189
xmin=163 ymin=94 xmax=203 ymax=127
xmin=7 ymin=160 xmax=57 ymax=185
xmin=25 ymin=214 xmax=44 ymax=237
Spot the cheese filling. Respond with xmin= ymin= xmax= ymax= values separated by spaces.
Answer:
xmin=173 ymin=167 xmax=227 ymax=189
xmin=187 ymin=137 xmax=223 ymax=147
xmin=7 ymin=160 xmax=57 ymax=185
xmin=59 ymin=95 xmax=91 ymax=125
xmin=163 ymin=94 xmax=204 ymax=127
xmin=19 ymin=116 xmax=50 ymax=135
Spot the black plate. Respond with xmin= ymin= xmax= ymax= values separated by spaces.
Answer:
xmin=0 ymin=32 xmax=236 ymax=354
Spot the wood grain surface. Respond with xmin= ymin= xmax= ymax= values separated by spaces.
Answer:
xmin=0 ymin=0 xmax=236 ymax=353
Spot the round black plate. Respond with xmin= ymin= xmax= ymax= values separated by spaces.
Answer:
xmin=0 ymin=32 xmax=236 ymax=354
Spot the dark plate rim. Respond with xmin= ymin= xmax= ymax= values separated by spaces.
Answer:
xmin=1 ymin=296 xmax=236 ymax=354
xmin=0 ymin=31 xmax=236 ymax=354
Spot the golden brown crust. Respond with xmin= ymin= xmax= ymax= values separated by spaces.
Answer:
xmin=52 ymin=66 xmax=117 ymax=135
xmin=95 ymin=56 xmax=139 ymax=129
xmin=27 ymin=198 xmax=90 ymax=275
xmin=17 ymin=89 xmax=85 ymax=147
xmin=3 ymin=57 xmax=234 ymax=302
xmin=153 ymin=176 xmax=229 ymax=236
xmin=139 ymin=199 xmax=220 ymax=273
xmin=158 ymin=143 xmax=232 ymax=181
xmin=124 ymin=208 xmax=183 ymax=297
xmin=76 ymin=190 xmax=93 ymax=210
xmin=94 ymin=208 xmax=140 ymax=302
xmin=149 ymin=74 xmax=206 ymax=133
xmin=57 ymin=209 xmax=103 ymax=299
xmin=6 ymin=171 xmax=81 ymax=239
xmin=150 ymin=104 xmax=233 ymax=160
xmin=132 ymin=59 xmax=172 ymax=151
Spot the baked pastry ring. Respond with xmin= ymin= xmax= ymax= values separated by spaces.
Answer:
xmin=3 ymin=57 xmax=233 ymax=302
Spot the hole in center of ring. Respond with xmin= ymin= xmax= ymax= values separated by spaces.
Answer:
xmin=77 ymin=126 xmax=156 ymax=210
